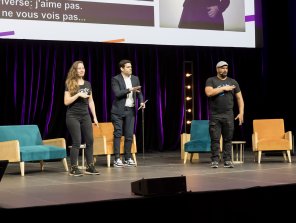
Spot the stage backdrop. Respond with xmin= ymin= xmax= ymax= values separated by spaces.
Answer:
xmin=0 ymin=39 xmax=265 ymax=151
xmin=0 ymin=0 xmax=295 ymax=152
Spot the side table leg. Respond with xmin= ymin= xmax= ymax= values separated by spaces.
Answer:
xmin=82 ymin=148 xmax=85 ymax=173
xmin=231 ymin=145 xmax=234 ymax=163
xmin=236 ymin=145 xmax=239 ymax=162
xmin=240 ymin=144 xmax=242 ymax=163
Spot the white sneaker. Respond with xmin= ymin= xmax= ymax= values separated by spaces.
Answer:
xmin=113 ymin=158 xmax=124 ymax=168
xmin=124 ymin=158 xmax=136 ymax=167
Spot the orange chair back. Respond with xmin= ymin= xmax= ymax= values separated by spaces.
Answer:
xmin=253 ymin=119 xmax=285 ymax=140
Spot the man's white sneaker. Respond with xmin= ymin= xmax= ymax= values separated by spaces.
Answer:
xmin=124 ymin=158 xmax=136 ymax=167
xmin=113 ymin=158 xmax=124 ymax=168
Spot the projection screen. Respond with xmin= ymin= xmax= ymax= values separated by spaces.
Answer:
xmin=0 ymin=0 xmax=262 ymax=47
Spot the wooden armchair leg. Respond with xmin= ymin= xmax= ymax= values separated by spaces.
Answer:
xmin=258 ymin=151 xmax=262 ymax=164
xmin=287 ymin=150 xmax=292 ymax=163
xmin=20 ymin=161 xmax=25 ymax=176
xmin=40 ymin=160 xmax=44 ymax=171
xmin=107 ymin=154 xmax=111 ymax=167
xmin=62 ymin=158 xmax=69 ymax=171
xmin=184 ymin=152 xmax=188 ymax=164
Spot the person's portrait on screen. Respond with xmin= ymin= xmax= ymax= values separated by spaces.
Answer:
xmin=178 ymin=0 xmax=230 ymax=30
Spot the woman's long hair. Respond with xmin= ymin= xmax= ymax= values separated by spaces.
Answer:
xmin=65 ymin=61 xmax=84 ymax=96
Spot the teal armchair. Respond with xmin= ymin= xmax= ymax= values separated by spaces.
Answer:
xmin=0 ymin=125 xmax=68 ymax=176
xmin=183 ymin=120 xmax=211 ymax=164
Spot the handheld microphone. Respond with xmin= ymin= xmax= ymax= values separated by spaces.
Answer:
xmin=138 ymin=100 xmax=148 ymax=110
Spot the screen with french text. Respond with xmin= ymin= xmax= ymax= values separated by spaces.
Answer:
xmin=0 ymin=0 xmax=262 ymax=47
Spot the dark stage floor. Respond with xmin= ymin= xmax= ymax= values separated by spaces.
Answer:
xmin=1 ymin=150 xmax=296 ymax=220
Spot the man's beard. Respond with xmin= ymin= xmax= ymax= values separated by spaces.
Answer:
xmin=218 ymin=72 xmax=227 ymax=79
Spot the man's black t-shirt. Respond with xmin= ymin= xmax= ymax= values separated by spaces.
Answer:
xmin=205 ymin=76 xmax=240 ymax=115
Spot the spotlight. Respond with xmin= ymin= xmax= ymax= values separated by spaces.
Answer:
xmin=186 ymin=97 xmax=192 ymax=100
xmin=187 ymin=109 xmax=192 ymax=112
xmin=186 ymin=120 xmax=191 ymax=124
xmin=186 ymin=85 xmax=191 ymax=89
xmin=186 ymin=73 xmax=192 ymax=77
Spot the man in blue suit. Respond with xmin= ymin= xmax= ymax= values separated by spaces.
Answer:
xmin=111 ymin=59 xmax=145 ymax=167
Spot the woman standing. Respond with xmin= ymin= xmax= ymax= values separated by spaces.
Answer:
xmin=64 ymin=61 xmax=100 ymax=176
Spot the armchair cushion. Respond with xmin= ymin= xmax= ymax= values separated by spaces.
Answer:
xmin=257 ymin=139 xmax=290 ymax=151
xmin=20 ymin=145 xmax=66 ymax=162
xmin=185 ymin=140 xmax=211 ymax=153
xmin=184 ymin=120 xmax=211 ymax=153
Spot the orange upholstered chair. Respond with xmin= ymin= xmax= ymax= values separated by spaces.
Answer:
xmin=252 ymin=119 xmax=292 ymax=163
xmin=92 ymin=123 xmax=137 ymax=167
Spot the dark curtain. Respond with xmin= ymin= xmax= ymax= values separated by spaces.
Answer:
xmin=1 ymin=0 xmax=296 ymax=152
xmin=0 ymin=39 xmax=263 ymax=151
xmin=259 ymin=0 xmax=296 ymax=135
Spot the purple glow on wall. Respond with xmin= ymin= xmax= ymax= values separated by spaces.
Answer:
xmin=156 ymin=52 xmax=164 ymax=146
xmin=13 ymin=48 xmax=17 ymax=109
xmin=45 ymin=50 xmax=57 ymax=135
xmin=41 ymin=47 xmax=50 ymax=125
xmin=0 ymin=31 xmax=15 ymax=37
xmin=21 ymin=46 xmax=27 ymax=124
xmin=245 ymin=15 xmax=255 ymax=22
xmin=33 ymin=47 xmax=42 ymax=123
xmin=27 ymin=48 xmax=34 ymax=124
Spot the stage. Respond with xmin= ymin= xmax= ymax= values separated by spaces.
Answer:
xmin=1 ymin=150 xmax=296 ymax=220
